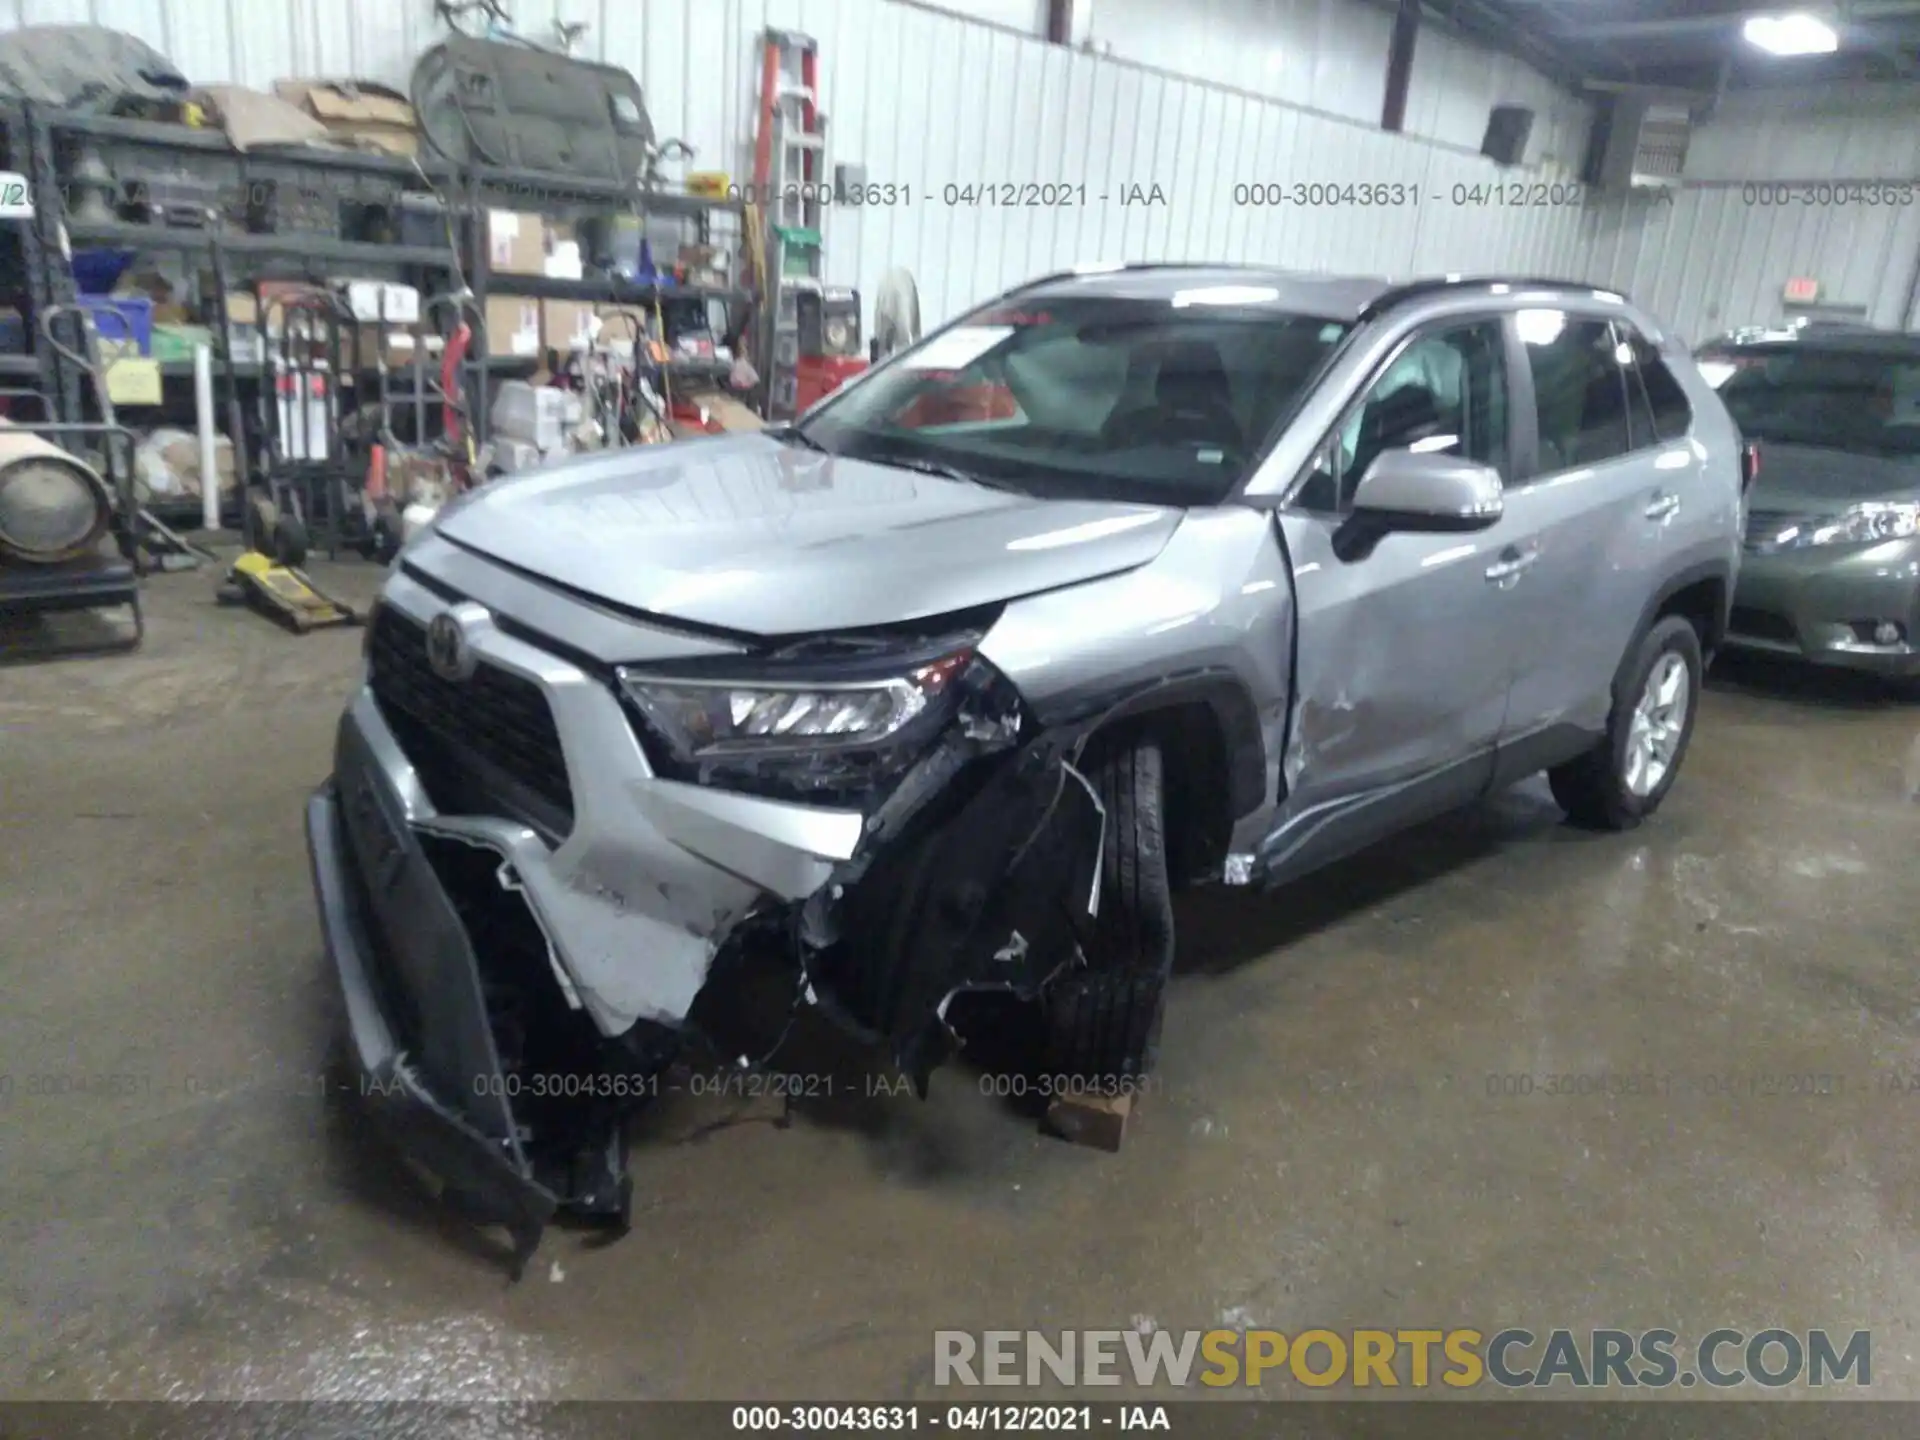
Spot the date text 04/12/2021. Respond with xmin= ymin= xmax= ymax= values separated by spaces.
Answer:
xmin=728 ymin=180 xmax=1597 ymax=208
xmin=1231 ymin=181 xmax=1591 ymax=207
xmin=460 ymin=1069 xmax=1160 ymax=1103
xmin=725 ymin=182 xmax=1169 ymax=208
xmin=730 ymin=1405 xmax=1171 ymax=1432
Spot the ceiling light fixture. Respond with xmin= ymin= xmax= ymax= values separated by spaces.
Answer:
xmin=1741 ymin=13 xmax=1839 ymax=56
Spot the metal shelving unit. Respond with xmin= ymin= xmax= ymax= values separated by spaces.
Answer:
xmin=0 ymin=101 xmax=761 ymax=559
xmin=67 ymin=218 xmax=456 ymax=269
xmin=456 ymin=160 xmax=751 ymax=445
xmin=480 ymin=272 xmax=748 ymax=306
xmin=0 ymin=104 xmax=147 ymax=656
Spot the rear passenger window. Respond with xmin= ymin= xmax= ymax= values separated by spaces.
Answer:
xmin=1519 ymin=312 xmax=1630 ymax=472
xmin=1627 ymin=331 xmax=1693 ymax=441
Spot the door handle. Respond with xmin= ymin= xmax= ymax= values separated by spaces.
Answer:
xmin=1644 ymin=491 xmax=1682 ymax=522
xmin=1484 ymin=545 xmax=1540 ymax=584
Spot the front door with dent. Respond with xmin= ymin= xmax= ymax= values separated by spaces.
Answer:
xmin=1266 ymin=317 xmax=1524 ymax=873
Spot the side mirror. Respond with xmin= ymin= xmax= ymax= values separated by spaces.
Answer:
xmin=1335 ymin=449 xmax=1503 ymax=560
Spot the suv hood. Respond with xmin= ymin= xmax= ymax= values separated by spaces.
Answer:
xmin=436 ymin=434 xmax=1183 ymax=635
xmin=1748 ymin=442 xmax=1920 ymax=512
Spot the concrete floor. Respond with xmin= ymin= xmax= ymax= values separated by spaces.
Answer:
xmin=3 ymin=560 xmax=1920 ymax=1403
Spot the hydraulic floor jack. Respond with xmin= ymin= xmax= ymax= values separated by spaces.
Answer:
xmin=215 ymin=547 xmax=360 ymax=633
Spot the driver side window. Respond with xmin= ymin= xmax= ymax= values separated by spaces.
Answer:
xmin=1295 ymin=319 xmax=1509 ymax=513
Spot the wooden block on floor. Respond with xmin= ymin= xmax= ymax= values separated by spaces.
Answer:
xmin=1042 ymin=1090 xmax=1135 ymax=1152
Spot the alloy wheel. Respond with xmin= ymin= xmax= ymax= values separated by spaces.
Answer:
xmin=1624 ymin=651 xmax=1690 ymax=797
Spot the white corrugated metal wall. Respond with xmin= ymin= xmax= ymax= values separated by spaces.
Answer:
xmin=1080 ymin=0 xmax=1590 ymax=169
xmin=2 ymin=0 xmax=1604 ymax=330
xmin=1580 ymin=86 xmax=1920 ymax=343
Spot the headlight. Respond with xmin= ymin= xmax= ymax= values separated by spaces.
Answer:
xmin=1773 ymin=502 xmax=1920 ymax=548
xmin=616 ymin=637 xmax=1021 ymax=804
xmin=624 ymin=653 xmax=969 ymax=756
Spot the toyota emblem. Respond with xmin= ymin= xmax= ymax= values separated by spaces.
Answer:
xmin=425 ymin=610 xmax=476 ymax=682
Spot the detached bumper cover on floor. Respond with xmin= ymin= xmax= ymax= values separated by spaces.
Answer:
xmin=305 ymin=771 xmax=556 ymax=1251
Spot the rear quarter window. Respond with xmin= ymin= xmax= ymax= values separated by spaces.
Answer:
xmin=1629 ymin=332 xmax=1693 ymax=442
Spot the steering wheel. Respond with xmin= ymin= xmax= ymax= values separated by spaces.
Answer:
xmin=1101 ymin=402 xmax=1244 ymax=460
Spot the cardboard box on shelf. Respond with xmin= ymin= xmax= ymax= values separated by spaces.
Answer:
xmin=488 ymin=211 xmax=547 ymax=276
xmin=219 ymin=282 xmax=325 ymax=332
xmin=544 ymin=238 xmax=583 ymax=281
xmin=484 ymin=297 xmax=541 ymax=358
xmin=492 ymin=380 xmax=581 ymax=453
xmin=535 ymin=216 xmax=581 ymax=278
xmin=336 ymin=279 xmax=420 ymax=326
xmin=540 ymin=300 xmax=595 ymax=353
xmin=353 ymin=328 xmax=421 ymax=372
xmin=591 ymin=304 xmax=653 ymax=356
xmin=272 ymin=80 xmax=418 ymax=156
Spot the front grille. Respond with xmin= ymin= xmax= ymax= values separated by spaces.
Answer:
xmin=1728 ymin=605 xmax=1797 ymax=643
xmin=367 ymin=606 xmax=575 ymax=836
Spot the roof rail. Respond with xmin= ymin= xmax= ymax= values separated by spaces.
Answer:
xmin=1009 ymin=260 xmax=1273 ymax=291
xmin=1358 ymin=275 xmax=1631 ymax=321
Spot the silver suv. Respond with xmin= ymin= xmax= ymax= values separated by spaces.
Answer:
xmin=306 ymin=267 xmax=1744 ymax=1268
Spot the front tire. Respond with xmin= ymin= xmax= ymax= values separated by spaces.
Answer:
xmin=1042 ymin=737 xmax=1177 ymax=1082
xmin=1549 ymin=614 xmax=1702 ymax=830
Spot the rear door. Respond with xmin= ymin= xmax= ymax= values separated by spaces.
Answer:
xmin=1495 ymin=310 xmax=1665 ymax=764
xmin=1266 ymin=316 xmax=1521 ymax=876
xmin=1623 ymin=325 xmax=1727 ymax=585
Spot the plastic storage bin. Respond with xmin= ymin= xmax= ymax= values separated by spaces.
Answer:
xmin=77 ymin=295 xmax=154 ymax=358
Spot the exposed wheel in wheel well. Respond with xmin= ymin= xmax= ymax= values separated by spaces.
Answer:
xmin=1657 ymin=576 xmax=1726 ymax=651
xmin=1087 ymin=702 xmax=1231 ymax=888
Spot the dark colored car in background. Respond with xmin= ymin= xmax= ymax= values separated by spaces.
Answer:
xmin=1697 ymin=323 xmax=1920 ymax=688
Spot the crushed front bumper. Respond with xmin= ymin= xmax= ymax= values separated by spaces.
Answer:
xmin=1726 ymin=540 xmax=1920 ymax=676
xmin=304 ymin=672 xmax=860 ymax=1273
xmin=306 ymin=733 xmax=556 ymax=1268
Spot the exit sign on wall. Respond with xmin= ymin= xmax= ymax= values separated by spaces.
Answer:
xmin=1783 ymin=277 xmax=1822 ymax=304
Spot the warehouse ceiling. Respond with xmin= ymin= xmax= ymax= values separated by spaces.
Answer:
xmin=1422 ymin=0 xmax=1920 ymax=93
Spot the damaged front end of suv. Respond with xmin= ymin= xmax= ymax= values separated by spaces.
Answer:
xmin=617 ymin=617 xmax=1111 ymax=1081
xmin=303 ymin=269 xmax=1332 ymax=1273
xmin=306 ymin=562 xmax=1129 ymax=1275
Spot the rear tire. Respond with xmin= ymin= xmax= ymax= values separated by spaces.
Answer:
xmin=1042 ymin=737 xmax=1177 ymax=1082
xmin=1549 ymin=614 xmax=1702 ymax=830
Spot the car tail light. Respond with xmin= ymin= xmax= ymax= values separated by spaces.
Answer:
xmin=1740 ymin=441 xmax=1761 ymax=492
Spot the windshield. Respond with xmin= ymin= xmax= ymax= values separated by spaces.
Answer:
xmin=1700 ymin=345 xmax=1920 ymax=459
xmin=796 ymin=296 xmax=1352 ymax=505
